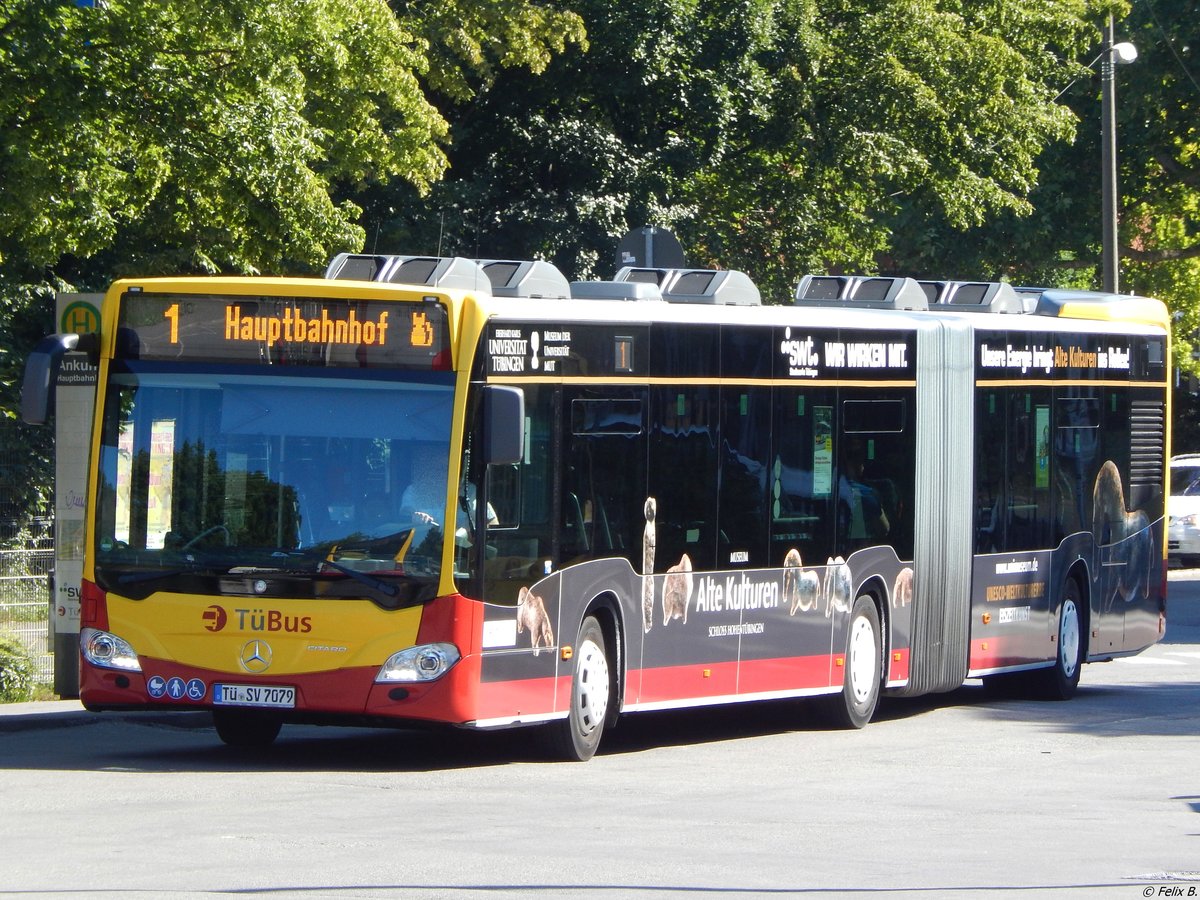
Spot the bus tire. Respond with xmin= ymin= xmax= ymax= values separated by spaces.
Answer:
xmin=821 ymin=594 xmax=881 ymax=729
xmin=213 ymin=709 xmax=283 ymax=748
xmin=1033 ymin=579 xmax=1084 ymax=701
xmin=547 ymin=615 xmax=611 ymax=761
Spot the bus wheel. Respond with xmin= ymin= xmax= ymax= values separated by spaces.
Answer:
xmin=548 ymin=616 xmax=610 ymax=761
xmin=213 ymin=709 xmax=283 ymax=748
xmin=1035 ymin=580 xmax=1083 ymax=700
xmin=822 ymin=595 xmax=881 ymax=729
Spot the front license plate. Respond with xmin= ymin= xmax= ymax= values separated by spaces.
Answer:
xmin=213 ymin=684 xmax=296 ymax=708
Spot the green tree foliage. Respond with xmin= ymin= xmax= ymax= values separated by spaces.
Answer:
xmin=394 ymin=0 xmax=588 ymax=102
xmin=0 ymin=0 xmax=584 ymax=325
xmin=886 ymin=2 xmax=1200 ymax=373
xmin=1119 ymin=0 xmax=1200 ymax=370
xmin=0 ymin=632 xmax=35 ymax=703
xmin=380 ymin=0 xmax=1112 ymax=301
xmin=689 ymin=0 xmax=1104 ymax=298
xmin=1174 ymin=385 xmax=1200 ymax=452
xmin=374 ymin=0 xmax=758 ymax=278
xmin=0 ymin=0 xmax=451 ymax=275
xmin=0 ymin=277 xmax=60 ymax=525
xmin=0 ymin=0 xmax=583 ymax=516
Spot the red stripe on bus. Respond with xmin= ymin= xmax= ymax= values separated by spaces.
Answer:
xmin=470 ymin=653 xmax=845 ymax=720
xmin=636 ymin=654 xmax=836 ymax=703
xmin=735 ymin=654 xmax=837 ymax=694
xmin=968 ymin=637 xmax=1049 ymax=671
xmin=636 ymin=660 xmax=740 ymax=704
xmin=475 ymin=674 xmax=567 ymax=721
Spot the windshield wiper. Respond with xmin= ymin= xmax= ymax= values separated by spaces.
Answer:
xmin=116 ymin=568 xmax=188 ymax=586
xmin=216 ymin=554 xmax=400 ymax=598
xmin=317 ymin=559 xmax=400 ymax=598
xmin=120 ymin=551 xmax=403 ymax=600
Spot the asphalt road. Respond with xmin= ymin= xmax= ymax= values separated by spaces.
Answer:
xmin=3 ymin=574 xmax=1200 ymax=899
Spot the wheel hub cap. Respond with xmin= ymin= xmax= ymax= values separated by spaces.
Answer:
xmin=576 ymin=638 xmax=609 ymax=734
xmin=849 ymin=616 xmax=876 ymax=704
xmin=1060 ymin=599 xmax=1080 ymax=678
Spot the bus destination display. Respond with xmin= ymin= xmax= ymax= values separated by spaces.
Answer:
xmin=974 ymin=330 xmax=1164 ymax=383
xmin=116 ymin=292 xmax=450 ymax=368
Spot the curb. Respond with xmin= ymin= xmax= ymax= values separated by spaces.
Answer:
xmin=0 ymin=701 xmax=211 ymax=734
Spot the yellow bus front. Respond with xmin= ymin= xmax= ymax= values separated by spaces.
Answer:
xmin=76 ymin=277 xmax=494 ymax=733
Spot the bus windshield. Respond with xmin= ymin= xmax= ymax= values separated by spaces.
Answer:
xmin=93 ymin=363 xmax=456 ymax=608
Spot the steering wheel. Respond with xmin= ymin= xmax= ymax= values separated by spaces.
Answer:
xmin=183 ymin=524 xmax=231 ymax=550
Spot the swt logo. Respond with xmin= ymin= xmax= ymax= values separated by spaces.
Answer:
xmin=202 ymin=605 xmax=228 ymax=632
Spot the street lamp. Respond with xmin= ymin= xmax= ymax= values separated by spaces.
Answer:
xmin=1100 ymin=14 xmax=1138 ymax=293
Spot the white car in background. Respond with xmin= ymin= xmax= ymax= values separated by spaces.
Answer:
xmin=1168 ymin=454 xmax=1200 ymax=567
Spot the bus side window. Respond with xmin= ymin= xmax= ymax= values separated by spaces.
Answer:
xmin=1005 ymin=390 xmax=1053 ymax=551
xmin=836 ymin=396 xmax=914 ymax=560
xmin=771 ymin=388 xmax=837 ymax=565
xmin=649 ymin=385 xmax=718 ymax=573
xmin=975 ymin=391 xmax=1007 ymax=553
xmin=486 ymin=464 xmax=519 ymax=527
xmin=562 ymin=492 xmax=590 ymax=558
xmin=719 ymin=388 xmax=771 ymax=566
xmin=475 ymin=386 xmax=554 ymax=602
xmin=561 ymin=391 xmax=647 ymax=569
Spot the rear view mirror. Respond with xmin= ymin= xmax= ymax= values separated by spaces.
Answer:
xmin=483 ymin=385 xmax=525 ymax=465
xmin=22 ymin=333 xmax=98 ymax=424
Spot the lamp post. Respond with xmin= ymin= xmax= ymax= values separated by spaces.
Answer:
xmin=1099 ymin=14 xmax=1138 ymax=293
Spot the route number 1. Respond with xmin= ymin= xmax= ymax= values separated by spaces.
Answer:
xmin=163 ymin=303 xmax=180 ymax=344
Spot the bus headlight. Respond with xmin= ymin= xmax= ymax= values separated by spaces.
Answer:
xmin=375 ymin=643 xmax=460 ymax=683
xmin=81 ymin=627 xmax=142 ymax=672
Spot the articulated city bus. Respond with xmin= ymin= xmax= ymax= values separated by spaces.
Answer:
xmin=22 ymin=257 xmax=1169 ymax=759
